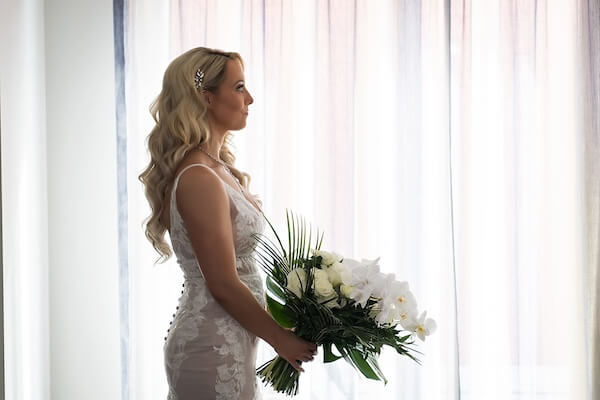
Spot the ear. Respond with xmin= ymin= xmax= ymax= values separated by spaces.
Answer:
xmin=198 ymin=90 xmax=212 ymax=108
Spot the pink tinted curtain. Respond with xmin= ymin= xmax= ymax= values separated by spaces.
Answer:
xmin=124 ymin=1 xmax=598 ymax=398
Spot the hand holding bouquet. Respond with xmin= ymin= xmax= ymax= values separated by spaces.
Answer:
xmin=253 ymin=210 xmax=436 ymax=396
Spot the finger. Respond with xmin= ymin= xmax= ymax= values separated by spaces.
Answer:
xmin=292 ymin=360 xmax=304 ymax=373
xmin=304 ymin=344 xmax=316 ymax=353
xmin=287 ymin=357 xmax=302 ymax=372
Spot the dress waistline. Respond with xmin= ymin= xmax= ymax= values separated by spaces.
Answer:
xmin=184 ymin=273 xmax=261 ymax=281
xmin=179 ymin=254 xmax=257 ymax=281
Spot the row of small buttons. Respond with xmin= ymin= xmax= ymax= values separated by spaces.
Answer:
xmin=164 ymin=283 xmax=185 ymax=341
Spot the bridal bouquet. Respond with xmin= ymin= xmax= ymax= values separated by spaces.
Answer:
xmin=252 ymin=210 xmax=436 ymax=396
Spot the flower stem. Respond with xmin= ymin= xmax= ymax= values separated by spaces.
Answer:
xmin=256 ymin=356 xmax=301 ymax=396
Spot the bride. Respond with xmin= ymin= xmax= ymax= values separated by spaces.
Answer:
xmin=138 ymin=46 xmax=317 ymax=399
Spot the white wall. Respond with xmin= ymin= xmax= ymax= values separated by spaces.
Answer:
xmin=44 ymin=0 xmax=121 ymax=399
xmin=1 ymin=0 xmax=121 ymax=398
xmin=1 ymin=0 xmax=50 ymax=399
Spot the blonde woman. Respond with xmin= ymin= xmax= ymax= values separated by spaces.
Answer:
xmin=139 ymin=47 xmax=317 ymax=399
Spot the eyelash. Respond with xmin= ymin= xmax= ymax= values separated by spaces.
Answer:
xmin=236 ymin=85 xmax=245 ymax=92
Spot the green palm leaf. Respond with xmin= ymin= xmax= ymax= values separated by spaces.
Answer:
xmin=266 ymin=294 xmax=296 ymax=328
xmin=266 ymin=276 xmax=286 ymax=303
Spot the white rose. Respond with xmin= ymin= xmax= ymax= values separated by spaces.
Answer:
xmin=340 ymin=284 xmax=355 ymax=298
xmin=325 ymin=261 xmax=344 ymax=287
xmin=311 ymin=249 xmax=343 ymax=267
xmin=312 ymin=269 xmax=336 ymax=298
xmin=286 ymin=268 xmax=307 ymax=298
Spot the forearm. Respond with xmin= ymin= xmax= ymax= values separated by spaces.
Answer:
xmin=212 ymin=280 xmax=283 ymax=348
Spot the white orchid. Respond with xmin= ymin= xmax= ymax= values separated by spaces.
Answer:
xmin=382 ymin=280 xmax=418 ymax=314
xmin=371 ymin=272 xmax=397 ymax=299
xmin=402 ymin=310 xmax=437 ymax=341
xmin=396 ymin=307 xmax=419 ymax=330
xmin=339 ymin=256 xmax=382 ymax=286
xmin=370 ymin=280 xmax=412 ymax=327
xmin=340 ymin=256 xmax=384 ymax=307
xmin=362 ymin=272 xmax=399 ymax=326
xmin=371 ymin=301 xmax=393 ymax=326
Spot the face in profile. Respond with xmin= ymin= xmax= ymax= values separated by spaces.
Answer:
xmin=205 ymin=58 xmax=254 ymax=131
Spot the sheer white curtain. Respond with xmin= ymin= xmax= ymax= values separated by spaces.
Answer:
xmin=451 ymin=1 xmax=591 ymax=398
xmin=124 ymin=1 xmax=597 ymax=399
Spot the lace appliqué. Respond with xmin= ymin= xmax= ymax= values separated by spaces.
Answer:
xmin=164 ymin=284 xmax=211 ymax=397
xmin=213 ymin=316 xmax=255 ymax=399
xmin=223 ymin=186 xmax=266 ymax=257
xmin=240 ymin=271 xmax=267 ymax=310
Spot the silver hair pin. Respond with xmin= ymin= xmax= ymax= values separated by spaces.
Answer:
xmin=194 ymin=68 xmax=205 ymax=90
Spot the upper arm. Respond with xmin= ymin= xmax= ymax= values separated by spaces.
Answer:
xmin=175 ymin=167 xmax=238 ymax=299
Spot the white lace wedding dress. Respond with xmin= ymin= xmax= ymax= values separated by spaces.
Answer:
xmin=163 ymin=163 xmax=267 ymax=400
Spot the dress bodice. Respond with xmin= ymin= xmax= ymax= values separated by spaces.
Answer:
xmin=168 ymin=163 xmax=267 ymax=281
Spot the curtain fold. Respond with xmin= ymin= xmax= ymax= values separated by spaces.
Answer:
xmin=580 ymin=1 xmax=600 ymax=398
xmin=123 ymin=1 xmax=597 ymax=398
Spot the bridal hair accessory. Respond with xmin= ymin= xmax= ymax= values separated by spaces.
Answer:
xmin=194 ymin=68 xmax=205 ymax=90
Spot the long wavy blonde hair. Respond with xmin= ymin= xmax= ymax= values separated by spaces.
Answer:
xmin=138 ymin=47 xmax=253 ymax=264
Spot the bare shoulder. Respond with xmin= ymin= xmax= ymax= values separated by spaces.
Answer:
xmin=172 ymin=150 xmax=231 ymax=230
xmin=173 ymin=150 xmax=221 ymax=198
xmin=175 ymin=164 xmax=228 ymax=213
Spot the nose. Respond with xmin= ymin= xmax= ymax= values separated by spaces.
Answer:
xmin=246 ymin=90 xmax=253 ymax=105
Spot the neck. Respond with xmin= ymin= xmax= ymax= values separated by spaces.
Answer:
xmin=201 ymin=114 xmax=228 ymax=159
xmin=201 ymin=136 xmax=225 ymax=160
